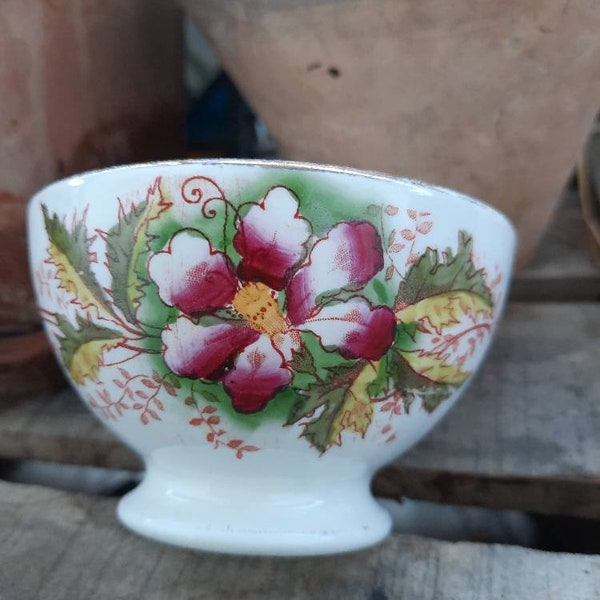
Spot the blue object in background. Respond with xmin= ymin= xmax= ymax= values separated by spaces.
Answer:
xmin=187 ymin=73 xmax=258 ymax=157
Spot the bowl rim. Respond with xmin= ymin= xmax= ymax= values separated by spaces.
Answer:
xmin=29 ymin=158 xmax=517 ymax=238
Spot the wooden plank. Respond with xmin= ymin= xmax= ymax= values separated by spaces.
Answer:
xmin=2 ymin=303 xmax=600 ymax=518
xmin=1 ymin=480 xmax=599 ymax=600
xmin=511 ymin=182 xmax=600 ymax=301
xmin=0 ymin=390 xmax=141 ymax=471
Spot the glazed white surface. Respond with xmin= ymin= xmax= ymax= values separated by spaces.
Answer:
xmin=28 ymin=160 xmax=516 ymax=555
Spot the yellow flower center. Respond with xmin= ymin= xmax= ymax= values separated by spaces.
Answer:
xmin=232 ymin=282 xmax=289 ymax=337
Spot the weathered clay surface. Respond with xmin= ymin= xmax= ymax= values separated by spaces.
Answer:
xmin=0 ymin=0 xmax=184 ymax=329
xmin=184 ymin=0 xmax=600 ymax=267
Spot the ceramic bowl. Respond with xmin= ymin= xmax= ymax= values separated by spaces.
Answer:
xmin=28 ymin=160 xmax=516 ymax=556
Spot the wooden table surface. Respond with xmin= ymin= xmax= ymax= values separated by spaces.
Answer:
xmin=2 ymin=184 xmax=600 ymax=598
xmin=2 ymin=481 xmax=600 ymax=600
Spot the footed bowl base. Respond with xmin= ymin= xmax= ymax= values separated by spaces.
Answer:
xmin=117 ymin=446 xmax=392 ymax=556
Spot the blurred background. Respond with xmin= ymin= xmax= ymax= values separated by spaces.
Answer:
xmin=1 ymin=0 xmax=600 ymax=555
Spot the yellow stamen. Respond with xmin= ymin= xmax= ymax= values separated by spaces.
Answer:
xmin=232 ymin=282 xmax=289 ymax=336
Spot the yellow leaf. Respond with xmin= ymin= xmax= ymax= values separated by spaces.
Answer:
xmin=399 ymin=350 xmax=469 ymax=385
xmin=48 ymin=243 xmax=114 ymax=322
xmin=330 ymin=361 xmax=379 ymax=444
xmin=70 ymin=338 xmax=123 ymax=384
xmin=396 ymin=291 xmax=492 ymax=334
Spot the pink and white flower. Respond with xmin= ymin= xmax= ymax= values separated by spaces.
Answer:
xmin=148 ymin=186 xmax=395 ymax=414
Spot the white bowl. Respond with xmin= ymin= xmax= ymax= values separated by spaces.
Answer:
xmin=28 ymin=159 xmax=516 ymax=555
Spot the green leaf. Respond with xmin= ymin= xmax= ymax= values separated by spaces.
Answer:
xmin=42 ymin=205 xmax=112 ymax=317
xmin=396 ymin=231 xmax=493 ymax=308
xmin=55 ymin=314 xmax=123 ymax=384
xmin=421 ymin=386 xmax=455 ymax=413
xmin=387 ymin=349 xmax=433 ymax=391
xmin=286 ymin=386 xmax=333 ymax=426
xmin=105 ymin=178 xmax=172 ymax=324
xmin=370 ymin=278 xmax=391 ymax=305
xmin=287 ymin=362 xmax=366 ymax=452
xmin=289 ymin=342 xmax=318 ymax=378
xmin=366 ymin=355 xmax=390 ymax=398
xmin=289 ymin=340 xmax=320 ymax=392
xmin=298 ymin=331 xmax=355 ymax=379
xmin=300 ymin=396 xmax=345 ymax=452
xmin=386 ymin=349 xmax=456 ymax=413
xmin=200 ymin=391 xmax=220 ymax=403
xmin=106 ymin=201 xmax=148 ymax=323
xmin=191 ymin=379 xmax=232 ymax=406
xmin=394 ymin=321 xmax=419 ymax=351
xmin=286 ymin=363 xmax=357 ymax=425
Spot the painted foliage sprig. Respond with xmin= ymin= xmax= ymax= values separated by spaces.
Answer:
xmin=40 ymin=174 xmax=498 ymax=457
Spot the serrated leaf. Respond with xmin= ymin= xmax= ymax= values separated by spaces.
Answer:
xmin=396 ymin=291 xmax=492 ymax=335
xmin=329 ymin=361 xmax=378 ymax=442
xmin=286 ymin=384 xmax=333 ymax=425
xmin=386 ymin=350 xmax=456 ymax=412
xmin=297 ymin=331 xmax=356 ymax=380
xmin=396 ymin=231 xmax=492 ymax=308
xmin=106 ymin=177 xmax=172 ymax=323
xmin=106 ymin=201 xmax=147 ymax=323
xmin=42 ymin=206 xmax=113 ymax=321
xmin=290 ymin=362 xmax=372 ymax=452
xmin=55 ymin=314 xmax=123 ymax=384
xmin=421 ymin=386 xmax=454 ymax=413
xmin=387 ymin=349 xmax=433 ymax=390
xmin=287 ymin=364 xmax=360 ymax=426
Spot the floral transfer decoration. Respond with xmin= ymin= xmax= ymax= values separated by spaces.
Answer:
xmin=39 ymin=174 xmax=499 ymax=455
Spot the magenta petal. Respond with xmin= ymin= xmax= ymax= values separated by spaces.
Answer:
xmin=162 ymin=317 xmax=259 ymax=380
xmin=287 ymin=221 xmax=385 ymax=324
xmin=340 ymin=305 xmax=396 ymax=360
xmin=233 ymin=187 xmax=311 ymax=290
xmin=299 ymin=299 xmax=396 ymax=360
xmin=148 ymin=230 xmax=238 ymax=316
xmin=223 ymin=337 xmax=292 ymax=413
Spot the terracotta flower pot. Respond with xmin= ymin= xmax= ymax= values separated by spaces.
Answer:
xmin=0 ymin=0 xmax=185 ymax=331
xmin=183 ymin=0 xmax=600 ymax=267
